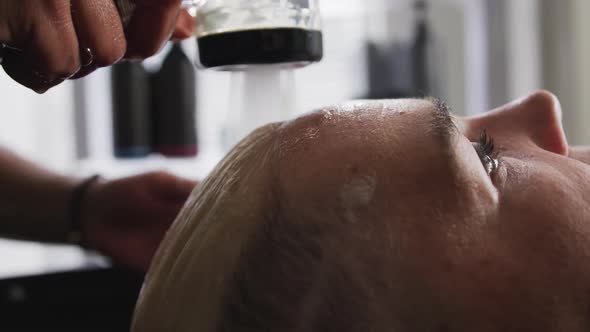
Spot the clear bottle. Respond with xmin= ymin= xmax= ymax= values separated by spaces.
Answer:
xmin=116 ymin=0 xmax=323 ymax=69
xmin=190 ymin=0 xmax=323 ymax=70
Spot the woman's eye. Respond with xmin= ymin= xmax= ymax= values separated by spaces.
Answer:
xmin=473 ymin=129 xmax=499 ymax=176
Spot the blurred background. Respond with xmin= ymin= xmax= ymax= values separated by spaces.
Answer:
xmin=0 ymin=0 xmax=589 ymax=326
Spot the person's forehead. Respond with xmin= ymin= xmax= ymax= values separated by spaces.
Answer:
xmin=277 ymin=98 xmax=451 ymax=200
xmin=280 ymin=99 xmax=436 ymax=141
xmin=279 ymin=98 xmax=440 ymax=165
xmin=320 ymin=99 xmax=435 ymax=119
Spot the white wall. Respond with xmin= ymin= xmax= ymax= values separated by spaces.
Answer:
xmin=504 ymin=0 xmax=542 ymax=102
xmin=541 ymin=0 xmax=590 ymax=145
xmin=0 ymin=76 xmax=76 ymax=173
xmin=568 ymin=0 xmax=590 ymax=144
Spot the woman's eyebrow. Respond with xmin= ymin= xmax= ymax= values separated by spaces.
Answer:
xmin=428 ymin=98 xmax=461 ymax=151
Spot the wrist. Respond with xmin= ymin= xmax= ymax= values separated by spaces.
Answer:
xmin=65 ymin=175 xmax=104 ymax=247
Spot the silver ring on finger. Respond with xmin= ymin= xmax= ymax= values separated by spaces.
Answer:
xmin=80 ymin=47 xmax=94 ymax=67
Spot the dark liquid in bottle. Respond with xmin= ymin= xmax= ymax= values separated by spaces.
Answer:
xmin=197 ymin=28 xmax=323 ymax=69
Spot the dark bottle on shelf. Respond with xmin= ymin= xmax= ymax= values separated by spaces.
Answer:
xmin=152 ymin=42 xmax=198 ymax=157
xmin=111 ymin=61 xmax=152 ymax=158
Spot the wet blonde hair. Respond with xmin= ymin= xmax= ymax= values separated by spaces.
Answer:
xmin=132 ymin=123 xmax=281 ymax=331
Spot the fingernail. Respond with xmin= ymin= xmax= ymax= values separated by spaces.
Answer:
xmin=34 ymin=87 xmax=49 ymax=94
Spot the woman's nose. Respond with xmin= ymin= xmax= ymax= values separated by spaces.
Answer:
xmin=467 ymin=90 xmax=569 ymax=156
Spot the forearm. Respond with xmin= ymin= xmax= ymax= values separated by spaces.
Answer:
xmin=0 ymin=146 xmax=78 ymax=243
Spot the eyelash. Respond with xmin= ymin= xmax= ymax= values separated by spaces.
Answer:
xmin=473 ymin=129 xmax=500 ymax=176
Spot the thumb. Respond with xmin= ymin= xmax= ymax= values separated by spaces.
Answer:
xmin=171 ymin=9 xmax=195 ymax=40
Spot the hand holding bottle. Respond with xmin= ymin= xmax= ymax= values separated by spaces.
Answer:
xmin=0 ymin=0 xmax=194 ymax=93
